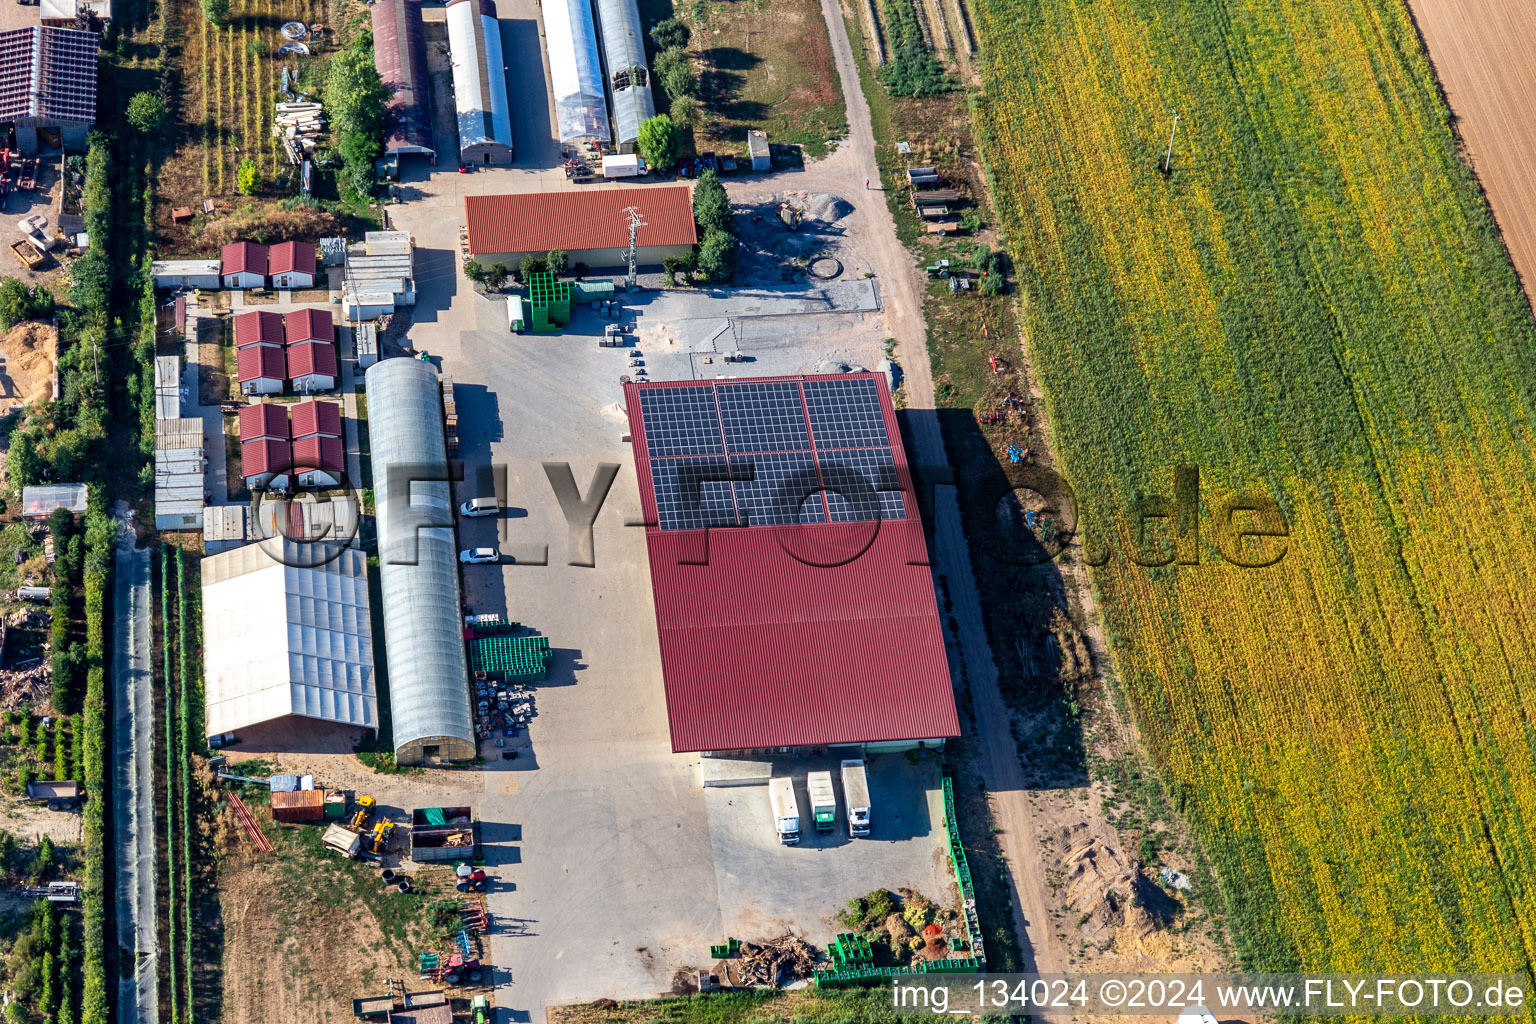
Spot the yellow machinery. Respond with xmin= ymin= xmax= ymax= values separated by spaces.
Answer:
xmin=349 ymin=795 xmax=376 ymax=832
xmin=369 ymin=819 xmax=396 ymax=855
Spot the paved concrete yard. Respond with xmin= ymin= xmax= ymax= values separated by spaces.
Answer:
xmin=446 ymin=311 xmax=925 ymax=1021
xmin=379 ymin=36 xmax=923 ymax=1011
xmin=705 ymin=755 xmax=954 ymax=940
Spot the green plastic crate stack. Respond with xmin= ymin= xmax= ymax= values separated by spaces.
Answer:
xmin=471 ymin=618 xmax=522 ymax=637
xmin=468 ymin=635 xmax=553 ymax=680
xmin=525 ymin=272 xmax=572 ymax=333
xmin=827 ymin=933 xmax=874 ymax=967
xmin=942 ymin=776 xmax=986 ymax=970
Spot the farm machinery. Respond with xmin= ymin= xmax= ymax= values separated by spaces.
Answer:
xmin=349 ymin=794 xmax=376 ymax=831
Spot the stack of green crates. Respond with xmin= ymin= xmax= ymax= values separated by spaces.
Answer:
xmin=827 ymin=933 xmax=873 ymax=967
xmin=468 ymin=635 xmax=553 ymax=681
xmin=470 ymin=618 xmax=522 ymax=637
xmin=525 ymin=272 xmax=572 ymax=333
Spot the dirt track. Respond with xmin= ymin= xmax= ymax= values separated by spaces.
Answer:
xmin=1406 ymin=0 xmax=1536 ymax=306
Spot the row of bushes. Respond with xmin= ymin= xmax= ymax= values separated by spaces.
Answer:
xmin=79 ymin=500 xmax=112 ymax=1024
xmin=2 ymin=898 xmax=78 ymax=1023
xmin=662 ymin=170 xmax=737 ymax=286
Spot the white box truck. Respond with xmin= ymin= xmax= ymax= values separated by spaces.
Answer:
xmin=769 ymin=777 xmax=801 ymax=845
xmin=841 ymin=759 xmax=871 ymax=837
xmin=601 ymin=154 xmax=644 ymax=178
xmin=807 ymin=770 xmax=837 ymax=833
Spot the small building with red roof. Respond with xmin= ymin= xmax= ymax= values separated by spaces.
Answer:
xmin=283 ymin=308 xmax=333 ymax=346
xmin=236 ymin=345 xmax=286 ymax=396
xmin=288 ymin=339 xmax=338 ymax=393
xmin=220 ymin=242 xmax=268 ymax=289
xmin=268 ymin=241 xmax=319 ymax=289
xmin=291 ymin=434 xmax=345 ymax=488
xmin=240 ymin=437 xmax=291 ymax=489
xmin=289 ymin=400 xmax=343 ymax=440
xmin=237 ymin=402 xmax=290 ymax=442
xmin=233 ymin=310 xmax=285 ymax=349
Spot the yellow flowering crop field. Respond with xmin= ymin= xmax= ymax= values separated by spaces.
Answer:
xmin=970 ymin=0 xmax=1536 ymax=983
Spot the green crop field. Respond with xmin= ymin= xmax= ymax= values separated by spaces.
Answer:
xmin=970 ymin=0 xmax=1536 ymax=984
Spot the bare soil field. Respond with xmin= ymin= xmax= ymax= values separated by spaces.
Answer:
xmin=211 ymin=794 xmax=431 ymax=1024
xmin=1406 ymin=0 xmax=1536 ymax=306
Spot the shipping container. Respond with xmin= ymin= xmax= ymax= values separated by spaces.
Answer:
xmin=271 ymin=789 xmax=327 ymax=822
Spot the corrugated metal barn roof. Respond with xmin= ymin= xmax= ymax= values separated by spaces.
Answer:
xmin=464 ymin=185 xmax=696 ymax=256
xmin=624 ymin=373 xmax=959 ymax=752
xmin=371 ymin=0 xmax=435 ymax=156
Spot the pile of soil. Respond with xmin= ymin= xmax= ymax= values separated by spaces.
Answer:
xmin=0 ymin=321 xmax=57 ymax=407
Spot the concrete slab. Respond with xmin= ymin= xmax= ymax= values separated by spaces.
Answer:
xmin=703 ymin=754 xmax=953 ymax=941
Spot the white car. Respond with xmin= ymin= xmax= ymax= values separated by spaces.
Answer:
xmin=460 ymin=497 xmax=500 ymax=517
xmin=459 ymin=547 xmax=499 ymax=564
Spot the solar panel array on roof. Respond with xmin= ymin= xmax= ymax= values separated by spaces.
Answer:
xmin=636 ymin=378 xmax=910 ymax=532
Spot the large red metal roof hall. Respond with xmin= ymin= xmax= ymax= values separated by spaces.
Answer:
xmin=623 ymin=373 xmax=960 ymax=753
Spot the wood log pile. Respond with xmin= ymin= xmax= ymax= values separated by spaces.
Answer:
xmin=732 ymin=934 xmax=818 ymax=986
xmin=0 ymin=663 xmax=50 ymax=709
xmin=273 ymin=102 xmax=325 ymax=165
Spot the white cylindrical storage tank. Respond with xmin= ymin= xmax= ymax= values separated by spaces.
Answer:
xmin=366 ymin=357 xmax=477 ymax=764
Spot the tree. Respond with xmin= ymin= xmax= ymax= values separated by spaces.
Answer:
xmin=125 ymin=92 xmax=166 ymax=134
xmin=201 ymin=0 xmax=228 ymax=23
xmin=483 ymin=263 xmax=509 ymax=291
xmin=346 ymin=158 xmax=375 ymax=199
xmin=326 ymin=45 xmax=389 ymax=142
xmin=638 ymin=114 xmax=681 ymax=173
xmin=463 ymin=260 xmax=487 ymax=285
xmin=6 ymin=430 xmax=40 ymax=491
xmin=650 ymin=17 xmax=691 ymax=50
xmin=660 ymin=62 xmax=699 ymax=101
xmin=692 ymin=169 xmax=732 ymax=233
xmin=653 ymin=47 xmax=696 ymax=100
xmin=662 ymin=254 xmax=684 ymax=287
xmin=669 ymin=95 xmax=701 ymax=129
xmin=327 ymin=42 xmax=389 ymax=197
xmin=697 ymin=227 xmax=736 ymax=283
xmin=0 ymin=277 xmax=44 ymax=329
xmin=545 ymin=249 xmax=568 ymax=277
xmin=236 ymin=157 xmax=260 ymax=195
xmin=3 ymin=1001 xmax=23 ymax=1024
xmin=32 ymin=835 xmax=54 ymax=881
xmin=518 ymin=254 xmax=546 ymax=280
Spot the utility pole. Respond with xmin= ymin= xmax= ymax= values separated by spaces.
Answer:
xmin=621 ymin=206 xmax=646 ymax=290
xmin=1162 ymin=111 xmax=1180 ymax=176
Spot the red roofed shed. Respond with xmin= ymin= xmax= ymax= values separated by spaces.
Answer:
xmin=233 ymin=310 xmax=285 ymax=348
xmin=268 ymin=241 xmax=319 ymax=288
xmin=289 ymin=400 xmax=342 ymax=439
xmin=293 ymin=434 xmax=345 ymax=473
xmin=623 ymin=373 xmax=959 ymax=753
xmin=238 ymin=402 xmax=289 ymax=441
xmin=236 ymin=345 xmax=286 ymax=395
xmin=240 ymin=438 xmax=291 ymax=481
xmin=283 ymin=308 xmax=333 ymax=346
xmin=220 ymin=242 xmax=268 ymax=288
xmin=287 ymin=340 xmax=338 ymax=391
xmin=464 ymin=186 xmax=697 ymax=269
